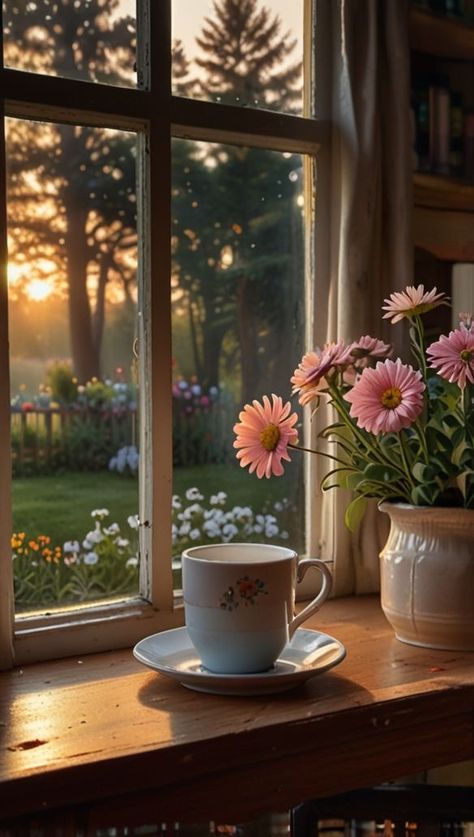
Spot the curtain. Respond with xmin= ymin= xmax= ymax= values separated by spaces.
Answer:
xmin=307 ymin=0 xmax=413 ymax=595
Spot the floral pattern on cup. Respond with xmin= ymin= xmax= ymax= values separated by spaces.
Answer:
xmin=219 ymin=576 xmax=268 ymax=610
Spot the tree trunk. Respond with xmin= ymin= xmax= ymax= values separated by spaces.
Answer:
xmin=202 ymin=322 xmax=226 ymax=390
xmin=92 ymin=254 xmax=108 ymax=358
xmin=60 ymin=125 xmax=101 ymax=383
xmin=236 ymin=274 xmax=260 ymax=404
xmin=64 ymin=198 xmax=99 ymax=382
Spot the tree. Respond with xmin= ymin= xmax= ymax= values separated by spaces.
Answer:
xmin=4 ymin=0 xmax=137 ymax=382
xmin=171 ymin=0 xmax=304 ymax=400
xmin=195 ymin=0 xmax=301 ymax=111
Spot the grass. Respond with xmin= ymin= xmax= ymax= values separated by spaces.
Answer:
xmin=12 ymin=464 xmax=298 ymax=544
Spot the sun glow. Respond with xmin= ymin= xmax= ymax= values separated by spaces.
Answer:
xmin=24 ymin=278 xmax=54 ymax=302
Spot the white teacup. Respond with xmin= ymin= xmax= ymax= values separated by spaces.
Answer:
xmin=182 ymin=542 xmax=332 ymax=674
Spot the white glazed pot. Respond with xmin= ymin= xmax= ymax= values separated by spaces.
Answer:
xmin=379 ymin=502 xmax=474 ymax=651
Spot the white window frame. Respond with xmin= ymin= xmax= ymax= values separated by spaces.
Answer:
xmin=0 ymin=0 xmax=323 ymax=669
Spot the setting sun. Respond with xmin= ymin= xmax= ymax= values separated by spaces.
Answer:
xmin=24 ymin=278 xmax=54 ymax=302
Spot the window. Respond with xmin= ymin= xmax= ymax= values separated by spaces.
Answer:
xmin=0 ymin=0 xmax=322 ymax=668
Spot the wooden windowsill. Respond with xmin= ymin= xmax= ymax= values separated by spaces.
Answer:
xmin=1 ymin=595 xmax=473 ymax=827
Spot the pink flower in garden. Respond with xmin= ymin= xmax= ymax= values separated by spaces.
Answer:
xmin=233 ymin=394 xmax=298 ymax=479
xmin=350 ymin=335 xmax=392 ymax=361
xmin=344 ymin=358 xmax=425 ymax=434
xmin=382 ymin=285 xmax=447 ymax=323
xmin=291 ymin=341 xmax=353 ymax=406
xmin=426 ymin=328 xmax=474 ymax=389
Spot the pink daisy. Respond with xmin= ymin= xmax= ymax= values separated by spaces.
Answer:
xmin=426 ymin=328 xmax=474 ymax=389
xmin=291 ymin=341 xmax=353 ymax=406
xmin=233 ymin=394 xmax=298 ymax=479
xmin=344 ymin=358 xmax=425 ymax=435
xmin=350 ymin=335 xmax=392 ymax=361
xmin=382 ymin=285 xmax=448 ymax=323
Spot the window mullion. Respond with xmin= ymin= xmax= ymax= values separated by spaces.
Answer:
xmin=0 ymin=18 xmax=14 ymax=668
xmin=171 ymin=96 xmax=325 ymax=154
xmin=141 ymin=0 xmax=173 ymax=609
xmin=1 ymin=67 xmax=152 ymax=121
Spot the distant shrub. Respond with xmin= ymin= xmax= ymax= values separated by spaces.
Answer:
xmin=46 ymin=362 xmax=78 ymax=405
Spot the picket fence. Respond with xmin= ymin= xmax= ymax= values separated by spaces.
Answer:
xmin=11 ymin=402 xmax=235 ymax=473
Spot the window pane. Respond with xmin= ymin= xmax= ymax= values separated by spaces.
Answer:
xmin=2 ymin=0 xmax=137 ymax=87
xmin=172 ymin=0 xmax=303 ymax=115
xmin=171 ymin=138 xmax=306 ymax=577
xmin=7 ymin=117 xmax=140 ymax=614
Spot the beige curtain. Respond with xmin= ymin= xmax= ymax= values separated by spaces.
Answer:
xmin=307 ymin=0 xmax=413 ymax=595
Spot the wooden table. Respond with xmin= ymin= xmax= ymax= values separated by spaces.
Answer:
xmin=1 ymin=596 xmax=473 ymax=828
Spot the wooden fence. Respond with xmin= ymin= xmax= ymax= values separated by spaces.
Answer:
xmin=11 ymin=401 xmax=236 ymax=473
xmin=10 ymin=407 xmax=137 ymax=475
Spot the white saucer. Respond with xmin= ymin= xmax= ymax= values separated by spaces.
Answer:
xmin=133 ymin=627 xmax=346 ymax=696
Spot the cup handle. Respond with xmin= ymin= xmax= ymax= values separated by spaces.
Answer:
xmin=288 ymin=559 xmax=333 ymax=638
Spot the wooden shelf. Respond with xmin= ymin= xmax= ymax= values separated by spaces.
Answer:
xmin=409 ymin=7 xmax=474 ymax=60
xmin=414 ymin=204 xmax=474 ymax=260
xmin=414 ymin=172 xmax=474 ymax=211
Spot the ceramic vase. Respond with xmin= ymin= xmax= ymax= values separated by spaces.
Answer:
xmin=379 ymin=502 xmax=474 ymax=651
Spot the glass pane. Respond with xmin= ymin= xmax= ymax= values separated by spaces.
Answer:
xmin=7 ymin=117 xmax=140 ymax=614
xmin=172 ymin=0 xmax=303 ymax=115
xmin=171 ymin=138 xmax=306 ymax=582
xmin=3 ymin=0 xmax=137 ymax=87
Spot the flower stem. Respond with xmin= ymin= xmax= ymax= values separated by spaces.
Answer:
xmin=398 ymin=431 xmax=416 ymax=490
xmin=288 ymin=442 xmax=350 ymax=467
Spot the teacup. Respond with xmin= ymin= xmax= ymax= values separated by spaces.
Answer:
xmin=182 ymin=542 xmax=332 ymax=674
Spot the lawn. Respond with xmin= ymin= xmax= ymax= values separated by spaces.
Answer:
xmin=12 ymin=464 xmax=298 ymax=544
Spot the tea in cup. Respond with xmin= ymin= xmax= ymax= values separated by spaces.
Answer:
xmin=182 ymin=542 xmax=332 ymax=674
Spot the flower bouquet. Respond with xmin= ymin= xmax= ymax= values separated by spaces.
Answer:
xmin=233 ymin=286 xmax=474 ymax=531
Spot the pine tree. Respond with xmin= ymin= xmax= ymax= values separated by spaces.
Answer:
xmin=195 ymin=0 xmax=301 ymax=112
xmin=171 ymin=0 xmax=304 ymax=400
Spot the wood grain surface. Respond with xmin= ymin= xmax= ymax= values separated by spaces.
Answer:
xmin=0 ymin=595 xmax=473 ymax=826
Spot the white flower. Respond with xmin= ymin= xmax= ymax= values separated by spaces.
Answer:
xmin=189 ymin=528 xmax=201 ymax=541
xmin=274 ymin=501 xmax=283 ymax=512
xmin=85 ymin=529 xmax=104 ymax=544
xmin=265 ymin=523 xmax=279 ymax=537
xmin=63 ymin=540 xmax=80 ymax=553
xmin=183 ymin=503 xmax=203 ymax=519
xmin=210 ymin=491 xmax=227 ymax=505
xmin=91 ymin=508 xmax=109 ymax=519
xmin=185 ymin=487 xmax=204 ymax=501
xmin=281 ymin=530 xmax=289 ymax=539
xmin=253 ymin=525 xmax=263 ymax=534
xmin=222 ymin=523 xmax=238 ymax=539
xmin=202 ymin=520 xmax=221 ymax=538
xmin=127 ymin=515 xmax=139 ymax=530
xmin=84 ymin=551 xmax=99 ymax=565
xmin=179 ymin=522 xmax=191 ymax=536
xmin=126 ymin=555 xmax=139 ymax=568
xmin=172 ymin=495 xmax=182 ymax=510
xmin=104 ymin=523 xmax=120 ymax=536
xmin=116 ymin=537 xmax=129 ymax=548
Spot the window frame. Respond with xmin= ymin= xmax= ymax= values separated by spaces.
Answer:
xmin=0 ymin=0 xmax=323 ymax=668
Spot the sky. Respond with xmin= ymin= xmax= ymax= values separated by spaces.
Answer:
xmin=171 ymin=0 xmax=303 ymax=64
xmin=119 ymin=0 xmax=303 ymax=65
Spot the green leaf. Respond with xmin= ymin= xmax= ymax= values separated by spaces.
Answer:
xmin=344 ymin=495 xmax=368 ymax=532
xmin=363 ymin=463 xmax=402 ymax=484
xmin=321 ymin=467 xmax=354 ymax=492
xmin=346 ymin=472 xmax=366 ymax=492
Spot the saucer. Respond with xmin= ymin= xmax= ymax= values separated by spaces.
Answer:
xmin=133 ymin=627 xmax=346 ymax=696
